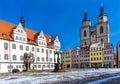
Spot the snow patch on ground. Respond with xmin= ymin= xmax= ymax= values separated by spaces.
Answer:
xmin=0 ymin=68 xmax=120 ymax=84
xmin=87 ymin=75 xmax=120 ymax=84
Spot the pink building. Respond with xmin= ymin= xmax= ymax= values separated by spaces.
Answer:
xmin=72 ymin=47 xmax=80 ymax=68
xmin=103 ymin=43 xmax=114 ymax=68
xmin=117 ymin=41 xmax=120 ymax=67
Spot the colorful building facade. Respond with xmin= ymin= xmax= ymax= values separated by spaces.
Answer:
xmin=103 ymin=43 xmax=114 ymax=68
xmin=90 ymin=41 xmax=104 ymax=68
xmin=80 ymin=45 xmax=90 ymax=68
xmin=116 ymin=41 xmax=120 ymax=67
xmin=61 ymin=48 xmax=72 ymax=69
xmin=72 ymin=47 xmax=80 ymax=68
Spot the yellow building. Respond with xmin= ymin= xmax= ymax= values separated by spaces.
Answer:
xmin=90 ymin=41 xmax=104 ymax=68
xmin=61 ymin=48 xmax=72 ymax=69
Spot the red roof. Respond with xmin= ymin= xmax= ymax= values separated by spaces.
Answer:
xmin=0 ymin=20 xmax=53 ymax=47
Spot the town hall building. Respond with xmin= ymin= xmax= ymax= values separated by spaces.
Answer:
xmin=0 ymin=16 xmax=61 ymax=73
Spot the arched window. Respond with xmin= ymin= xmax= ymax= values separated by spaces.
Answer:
xmin=37 ymin=57 xmax=40 ymax=61
xmin=20 ymin=45 xmax=23 ymax=50
xmin=100 ymin=26 xmax=103 ymax=34
xmin=83 ymin=30 xmax=87 ymax=37
xmin=13 ymin=55 xmax=17 ymax=60
xmin=101 ymin=39 xmax=103 ymax=42
xmin=85 ymin=41 xmax=87 ymax=45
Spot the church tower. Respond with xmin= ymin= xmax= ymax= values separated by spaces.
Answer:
xmin=80 ymin=11 xmax=91 ymax=46
xmin=96 ymin=6 xmax=109 ymax=43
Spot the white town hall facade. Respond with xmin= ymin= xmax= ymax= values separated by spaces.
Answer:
xmin=0 ymin=16 xmax=61 ymax=73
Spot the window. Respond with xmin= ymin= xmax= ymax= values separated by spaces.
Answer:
xmin=20 ymin=56 xmax=23 ymax=61
xmin=16 ymin=36 xmax=18 ymax=40
xmin=4 ymin=54 xmax=8 ymax=60
xmin=110 ymin=50 xmax=112 ymax=54
xmin=31 ymin=47 xmax=34 ymax=52
xmin=91 ymin=49 xmax=93 ymax=51
xmin=34 ymin=65 xmax=37 ymax=68
xmin=50 ymin=50 xmax=52 ymax=54
xmin=100 ymin=57 xmax=101 ymax=60
xmin=51 ymin=65 xmax=53 ymax=68
xmin=23 ymin=38 xmax=25 ymax=41
xmin=41 ymin=49 xmax=44 ymax=53
xmin=18 ymin=30 xmax=20 ymax=32
xmin=46 ymin=57 xmax=48 ymax=61
xmin=110 ymin=56 xmax=112 ymax=60
xmin=85 ymin=42 xmax=87 ymax=45
xmin=97 ymin=57 xmax=98 ymax=60
xmin=20 ymin=45 xmax=23 ymax=50
xmin=38 ymin=65 xmax=41 ymax=68
xmin=20 ymin=37 xmax=22 ymax=40
xmin=84 ymin=30 xmax=87 ymax=37
xmin=97 ymin=53 xmax=98 ymax=55
xmin=12 ymin=44 xmax=16 ymax=49
xmin=104 ymin=51 xmax=106 ymax=54
xmin=37 ymin=48 xmax=39 ymax=52
xmin=37 ymin=57 xmax=40 ymax=61
xmin=91 ymin=58 xmax=93 ymax=61
xmin=13 ymin=55 xmax=17 ymax=60
xmin=47 ymin=65 xmax=49 ymax=68
xmin=43 ymin=65 xmax=45 ymax=68
xmin=4 ymin=42 xmax=8 ymax=49
xmin=50 ymin=58 xmax=52 ymax=62
xmin=100 ymin=26 xmax=103 ymax=34
xmin=104 ymin=57 xmax=106 ymax=60
xmin=45 ymin=50 xmax=48 ymax=57
xmin=26 ymin=46 xmax=29 ymax=51
xmin=42 ymin=57 xmax=44 ymax=62
xmin=21 ymin=30 xmax=23 ymax=33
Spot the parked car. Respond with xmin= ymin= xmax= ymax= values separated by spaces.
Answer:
xmin=12 ymin=69 xmax=20 ymax=73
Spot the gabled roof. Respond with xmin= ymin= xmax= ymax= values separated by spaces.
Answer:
xmin=0 ymin=20 xmax=53 ymax=47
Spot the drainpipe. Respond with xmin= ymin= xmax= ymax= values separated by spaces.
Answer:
xmin=9 ymin=40 xmax=11 ymax=72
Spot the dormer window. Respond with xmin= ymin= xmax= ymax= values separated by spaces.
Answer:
xmin=13 ymin=22 xmax=27 ymax=43
xmin=40 ymin=36 xmax=44 ymax=39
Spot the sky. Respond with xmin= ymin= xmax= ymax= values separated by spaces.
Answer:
xmin=0 ymin=0 xmax=120 ymax=51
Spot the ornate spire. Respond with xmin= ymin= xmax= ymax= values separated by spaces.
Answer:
xmin=20 ymin=15 xmax=25 ymax=28
xmin=83 ymin=10 xmax=89 ymax=21
xmin=100 ymin=6 xmax=104 ymax=15
xmin=99 ymin=5 xmax=106 ymax=16
xmin=20 ymin=10 xmax=25 ymax=28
